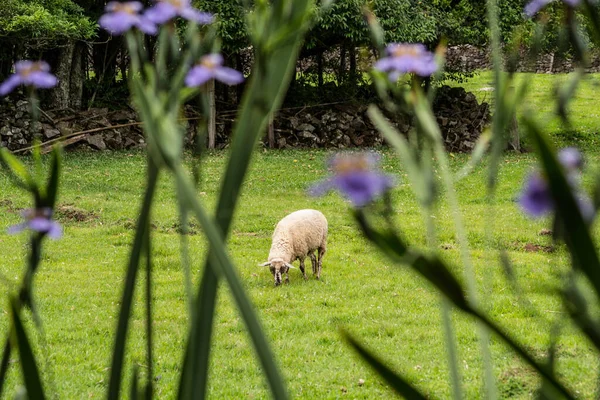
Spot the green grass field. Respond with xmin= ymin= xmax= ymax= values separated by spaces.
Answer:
xmin=1 ymin=72 xmax=600 ymax=398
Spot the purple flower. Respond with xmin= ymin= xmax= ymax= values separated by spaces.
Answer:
xmin=519 ymin=172 xmax=555 ymax=217
xmin=8 ymin=208 xmax=62 ymax=239
xmin=524 ymin=0 xmax=581 ymax=17
xmin=144 ymin=0 xmax=214 ymax=25
xmin=374 ymin=43 xmax=438 ymax=80
xmin=309 ymin=152 xmax=396 ymax=207
xmin=519 ymin=147 xmax=595 ymax=222
xmin=558 ymin=147 xmax=583 ymax=171
xmin=0 ymin=61 xmax=57 ymax=96
xmin=185 ymin=54 xmax=244 ymax=87
xmin=99 ymin=2 xmax=157 ymax=35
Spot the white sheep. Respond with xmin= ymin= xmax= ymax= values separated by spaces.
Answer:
xmin=260 ymin=209 xmax=328 ymax=286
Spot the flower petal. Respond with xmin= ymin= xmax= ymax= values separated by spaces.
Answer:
xmin=0 ymin=74 xmax=23 ymax=96
xmin=47 ymin=221 xmax=63 ymax=239
xmin=29 ymin=217 xmax=54 ymax=233
xmin=179 ymin=7 xmax=214 ymax=24
xmin=213 ymin=67 xmax=244 ymax=85
xmin=99 ymin=12 xmax=138 ymax=34
xmin=185 ymin=66 xmax=213 ymax=87
xmin=27 ymin=72 xmax=58 ymax=89
xmin=144 ymin=2 xmax=177 ymax=24
xmin=7 ymin=223 xmax=27 ymax=235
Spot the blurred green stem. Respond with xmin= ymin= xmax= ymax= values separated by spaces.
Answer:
xmin=423 ymin=204 xmax=463 ymax=400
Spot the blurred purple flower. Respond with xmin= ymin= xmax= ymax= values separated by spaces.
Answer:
xmin=558 ymin=147 xmax=583 ymax=171
xmin=185 ymin=54 xmax=244 ymax=87
xmin=99 ymin=1 xmax=157 ymax=35
xmin=519 ymin=172 xmax=555 ymax=217
xmin=8 ymin=208 xmax=62 ymax=239
xmin=374 ymin=43 xmax=438 ymax=80
xmin=0 ymin=61 xmax=57 ymax=96
xmin=309 ymin=152 xmax=396 ymax=207
xmin=144 ymin=0 xmax=213 ymax=25
xmin=525 ymin=0 xmax=581 ymax=17
xmin=519 ymin=147 xmax=595 ymax=222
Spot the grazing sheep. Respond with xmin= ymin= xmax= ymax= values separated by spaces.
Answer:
xmin=260 ymin=209 xmax=328 ymax=286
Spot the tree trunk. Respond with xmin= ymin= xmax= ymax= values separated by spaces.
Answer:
xmin=338 ymin=44 xmax=346 ymax=85
xmin=317 ymin=51 xmax=324 ymax=88
xmin=349 ymin=46 xmax=356 ymax=84
xmin=69 ymin=42 xmax=86 ymax=110
xmin=48 ymin=41 xmax=86 ymax=110
xmin=50 ymin=41 xmax=75 ymax=109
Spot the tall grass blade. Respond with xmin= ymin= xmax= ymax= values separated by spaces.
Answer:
xmin=342 ymin=331 xmax=429 ymax=399
xmin=174 ymin=166 xmax=288 ymax=399
xmin=525 ymin=118 xmax=600 ymax=298
xmin=180 ymin=1 xmax=313 ymax=397
xmin=108 ymin=161 xmax=159 ymax=400
xmin=10 ymin=297 xmax=46 ymax=399
xmin=0 ymin=148 xmax=36 ymax=191
xmin=0 ymin=338 xmax=11 ymax=398
xmin=45 ymin=147 xmax=61 ymax=209
xmin=564 ymin=280 xmax=600 ymax=352
xmin=356 ymin=208 xmax=575 ymax=398
xmin=144 ymin=222 xmax=153 ymax=399
xmin=367 ymin=106 xmax=430 ymax=204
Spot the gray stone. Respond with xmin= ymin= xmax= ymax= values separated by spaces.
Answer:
xmin=0 ymin=126 xmax=11 ymax=136
xmin=297 ymin=123 xmax=315 ymax=132
xmin=43 ymin=128 xmax=61 ymax=139
xmin=86 ymin=134 xmax=106 ymax=150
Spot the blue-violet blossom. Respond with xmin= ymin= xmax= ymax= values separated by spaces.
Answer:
xmin=525 ymin=0 xmax=581 ymax=17
xmin=374 ymin=43 xmax=438 ymax=81
xmin=309 ymin=152 xmax=395 ymax=207
xmin=0 ymin=61 xmax=57 ymax=96
xmin=144 ymin=0 xmax=213 ymax=25
xmin=99 ymin=2 xmax=157 ymax=35
xmin=519 ymin=147 xmax=594 ymax=221
xmin=185 ymin=54 xmax=244 ymax=87
xmin=8 ymin=208 xmax=62 ymax=239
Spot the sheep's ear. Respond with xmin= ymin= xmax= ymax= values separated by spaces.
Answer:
xmin=285 ymin=263 xmax=296 ymax=269
xmin=258 ymin=262 xmax=271 ymax=267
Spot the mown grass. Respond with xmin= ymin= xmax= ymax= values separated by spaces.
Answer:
xmin=1 ymin=72 xmax=600 ymax=398
xmin=444 ymin=71 xmax=600 ymax=149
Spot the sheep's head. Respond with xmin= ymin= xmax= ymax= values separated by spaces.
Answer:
xmin=259 ymin=258 xmax=295 ymax=286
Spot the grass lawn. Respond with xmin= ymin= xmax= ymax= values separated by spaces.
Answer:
xmin=1 ymin=72 xmax=600 ymax=398
xmin=444 ymin=70 xmax=600 ymax=149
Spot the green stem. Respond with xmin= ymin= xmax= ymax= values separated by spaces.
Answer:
xmin=422 ymin=204 xmax=463 ymax=400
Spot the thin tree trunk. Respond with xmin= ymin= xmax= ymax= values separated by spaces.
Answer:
xmin=349 ymin=46 xmax=356 ymax=83
xmin=338 ymin=44 xmax=346 ymax=85
xmin=207 ymin=79 xmax=216 ymax=149
xmin=317 ymin=51 xmax=324 ymax=88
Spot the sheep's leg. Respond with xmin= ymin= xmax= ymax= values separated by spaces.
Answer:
xmin=309 ymin=251 xmax=317 ymax=276
xmin=317 ymin=246 xmax=326 ymax=280
xmin=299 ymin=257 xmax=308 ymax=280
xmin=284 ymin=270 xmax=290 ymax=284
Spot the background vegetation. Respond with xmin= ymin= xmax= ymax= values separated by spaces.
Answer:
xmin=0 ymin=0 xmax=581 ymax=112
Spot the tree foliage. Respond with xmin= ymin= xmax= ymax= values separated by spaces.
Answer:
xmin=0 ymin=0 xmax=95 ymax=47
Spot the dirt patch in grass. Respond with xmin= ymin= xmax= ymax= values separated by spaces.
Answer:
xmin=0 ymin=199 xmax=16 ymax=212
xmin=55 ymin=204 xmax=99 ymax=223
xmin=498 ymin=366 xmax=535 ymax=398
xmin=523 ymin=243 xmax=554 ymax=253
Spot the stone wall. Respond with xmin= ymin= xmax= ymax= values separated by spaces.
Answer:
xmin=445 ymin=44 xmax=600 ymax=73
xmin=1 ymin=85 xmax=490 ymax=154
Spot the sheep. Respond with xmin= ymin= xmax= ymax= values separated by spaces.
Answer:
xmin=259 ymin=209 xmax=328 ymax=286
